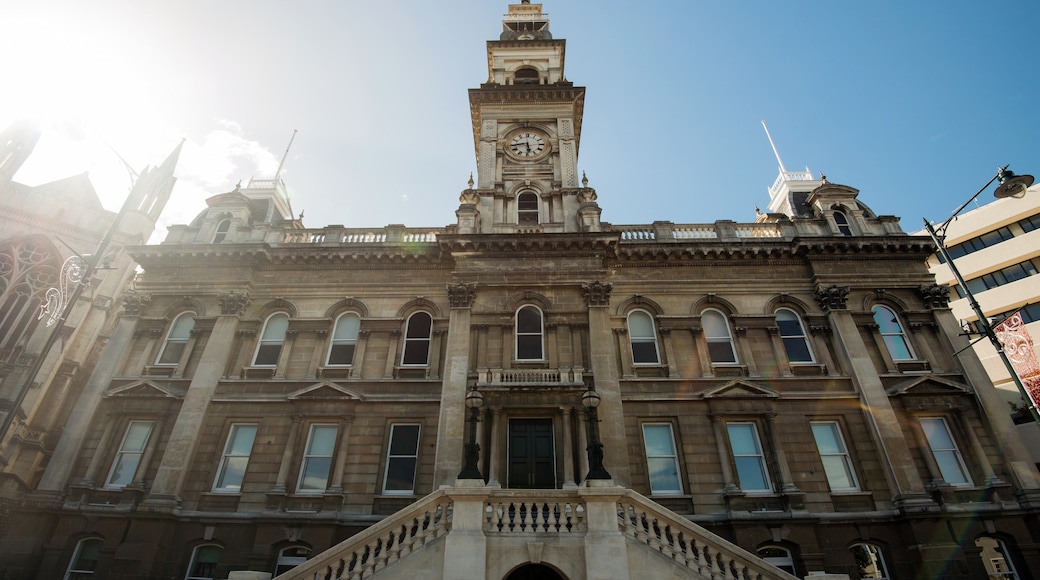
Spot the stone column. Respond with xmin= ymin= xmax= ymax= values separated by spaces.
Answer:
xmin=271 ymin=416 xmax=304 ymax=493
xmin=814 ymin=285 xmax=931 ymax=508
xmin=577 ymin=412 xmax=590 ymax=482
xmin=433 ymin=283 xmax=476 ymax=487
xmin=172 ymin=328 xmax=202 ymax=378
xmin=383 ymin=330 xmax=401 ymax=378
xmin=560 ymin=407 xmax=577 ymax=489
xmin=711 ymin=414 xmax=740 ymax=494
xmin=328 ymin=417 xmax=353 ymax=492
xmin=764 ymin=414 xmax=800 ymax=495
xmin=146 ymin=291 xmax=250 ymax=506
xmin=488 ymin=407 xmax=505 ymax=488
xmin=353 ymin=330 xmax=370 ymax=378
xmin=36 ymin=293 xmax=148 ymax=496
xmin=307 ymin=329 xmax=328 ymax=379
xmin=129 ymin=418 xmax=164 ymax=489
xmin=583 ymin=282 xmax=631 ymax=485
xmin=76 ymin=412 xmax=117 ymax=487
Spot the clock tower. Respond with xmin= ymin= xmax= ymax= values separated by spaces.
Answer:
xmin=457 ymin=1 xmax=601 ymax=234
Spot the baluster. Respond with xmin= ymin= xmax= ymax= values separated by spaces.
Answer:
xmin=576 ymin=504 xmax=585 ymax=531
xmin=732 ymin=561 xmax=747 ymax=580
xmin=360 ymin=542 xmax=377 ymax=576
xmin=387 ymin=527 xmax=403 ymax=566
xmin=495 ymin=502 xmax=505 ymax=531
xmin=434 ymin=504 xmax=449 ymax=538
xmin=551 ymin=502 xmax=561 ymax=531
xmin=373 ymin=537 xmax=389 ymax=572
xmin=521 ymin=502 xmax=533 ymax=531
xmin=620 ymin=504 xmax=636 ymax=539
xmin=635 ymin=512 xmax=649 ymax=546
xmin=541 ymin=502 xmax=551 ymax=532
xmin=692 ymin=540 xmax=708 ymax=576
xmin=648 ymin=518 xmax=662 ymax=552
xmin=409 ymin=517 xmax=424 ymax=553
xmin=563 ymin=503 xmax=573 ymax=532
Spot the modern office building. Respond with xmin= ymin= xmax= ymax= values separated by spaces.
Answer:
xmin=1 ymin=3 xmax=1038 ymax=580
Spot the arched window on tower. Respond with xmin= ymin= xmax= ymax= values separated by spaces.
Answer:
xmin=212 ymin=219 xmax=232 ymax=243
xmin=517 ymin=192 xmax=540 ymax=225
xmin=833 ymin=210 xmax=854 ymax=236
xmin=514 ymin=67 xmax=539 ymax=84
xmin=871 ymin=305 xmax=914 ymax=360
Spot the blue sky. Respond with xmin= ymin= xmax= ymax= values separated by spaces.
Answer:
xmin=3 ymin=1 xmax=1038 ymax=237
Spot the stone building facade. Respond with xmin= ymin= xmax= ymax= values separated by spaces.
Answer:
xmin=3 ymin=3 xmax=1040 ymax=580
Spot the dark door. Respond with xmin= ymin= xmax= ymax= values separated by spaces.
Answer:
xmin=508 ymin=419 xmax=556 ymax=488
xmin=505 ymin=563 xmax=565 ymax=580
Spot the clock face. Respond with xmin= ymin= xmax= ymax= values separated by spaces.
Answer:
xmin=508 ymin=132 xmax=547 ymax=158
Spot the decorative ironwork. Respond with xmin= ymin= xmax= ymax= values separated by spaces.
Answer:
xmin=813 ymin=284 xmax=850 ymax=311
xmin=37 ymin=255 xmax=87 ymax=327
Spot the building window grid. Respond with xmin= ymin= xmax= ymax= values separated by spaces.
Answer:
xmin=953 ymin=257 xmax=1040 ymax=298
xmin=702 ymin=309 xmax=738 ymax=363
xmin=253 ymin=313 xmax=289 ymax=366
xmin=628 ymin=310 xmax=660 ymax=364
xmin=833 ymin=210 xmax=853 ymax=236
xmin=515 ymin=305 xmax=544 ymax=361
xmin=213 ymin=424 xmax=258 ymax=492
xmin=185 ymin=545 xmax=221 ymax=580
xmin=1017 ymin=212 xmax=1040 ymax=233
xmin=296 ymin=424 xmax=338 ymax=494
xmin=64 ymin=538 xmax=103 ymax=580
xmin=810 ymin=422 xmax=859 ymax=491
xmin=726 ymin=422 xmax=772 ymax=493
xmin=274 ymin=546 xmax=311 ymax=576
xmin=383 ymin=423 xmax=421 ymax=496
xmin=401 ymin=312 xmax=433 ymax=366
xmin=156 ymin=312 xmax=196 ymax=365
xmin=517 ymin=192 xmax=539 ymax=225
xmin=938 ymin=225 xmax=1015 ymax=263
xmin=327 ymin=312 xmax=360 ymax=366
xmin=212 ymin=219 xmax=231 ymax=243
xmin=641 ymin=423 xmax=682 ymax=495
xmin=105 ymin=421 xmax=154 ymax=489
xmin=919 ymin=417 xmax=973 ymax=487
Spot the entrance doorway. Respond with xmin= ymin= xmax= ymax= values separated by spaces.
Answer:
xmin=504 ymin=563 xmax=565 ymax=580
xmin=508 ymin=419 xmax=556 ymax=488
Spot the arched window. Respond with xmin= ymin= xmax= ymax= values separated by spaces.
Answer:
xmin=871 ymin=305 xmax=914 ymax=360
xmin=833 ymin=210 xmax=853 ymax=235
xmin=65 ymin=537 xmax=103 ymax=579
xmin=850 ymin=543 xmax=890 ymax=579
xmin=975 ymin=536 xmax=1020 ymax=579
xmin=757 ymin=546 xmax=795 ymax=575
xmin=702 ymin=309 xmax=737 ymax=363
xmin=274 ymin=546 xmax=311 ymax=576
xmin=156 ymin=312 xmax=196 ymax=365
xmin=628 ymin=310 xmax=660 ymax=364
xmin=253 ymin=313 xmax=289 ymax=366
xmin=327 ymin=313 xmax=360 ymax=366
xmin=212 ymin=219 xmax=231 ymax=243
xmin=0 ymin=238 xmax=59 ymax=351
xmin=402 ymin=312 xmax=433 ymax=366
xmin=515 ymin=305 xmax=544 ymax=360
xmin=514 ymin=67 xmax=539 ymax=84
xmin=185 ymin=544 xmax=222 ymax=580
xmin=775 ymin=308 xmax=813 ymax=363
xmin=517 ymin=192 xmax=540 ymax=225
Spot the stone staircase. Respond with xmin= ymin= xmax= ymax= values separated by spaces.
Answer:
xmin=273 ymin=484 xmax=800 ymax=580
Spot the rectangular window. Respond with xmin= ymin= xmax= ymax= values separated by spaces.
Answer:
xmin=383 ymin=424 xmax=420 ymax=495
xmin=810 ymin=422 xmax=859 ymax=491
xmin=213 ymin=424 xmax=258 ymax=492
xmin=1018 ymin=213 xmax=1040 ymax=233
xmin=297 ymin=424 xmax=338 ymax=493
xmin=642 ymin=423 xmax=682 ymax=494
xmin=105 ymin=421 xmax=153 ymax=488
xmin=920 ymin=417 xmax=972 ymax=486
xmin=727 ymin=423 xmax=771 ymax=492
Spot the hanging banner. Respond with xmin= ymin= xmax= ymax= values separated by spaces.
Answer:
xmin=993 ymin=311 xmax=1040 ymax=410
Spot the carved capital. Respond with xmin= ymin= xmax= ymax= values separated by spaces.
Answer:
xmin=447 ymin=283 xmax=477 ymax=308
xmin=813 ymin=285 xmax=850 ymax=312
xmin=219 ymin=291 xmax=251 ymax=316
xmin=582 ymin=281 xmax=613 ymax=307
xmin=122 ymin=292 xmax=151 ymax=316
xmin=918 ymin=283 xmax=951 ymax=309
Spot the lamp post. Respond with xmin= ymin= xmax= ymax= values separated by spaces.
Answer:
xmin=457 ymin=386 xmax=484 ymax=480
xmin=581 ymin=387 xmax=612 ymax=480
xmin=922 ymin=165 xmax=1039 ymax=424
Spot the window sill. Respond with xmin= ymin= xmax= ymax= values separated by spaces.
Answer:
xmin=789 ymin=362 xmax=827 ymax=376
xmin=241 ymin=366 xmax=277 ymax=379
xmin=317 ymin=366 xmax=353 ymax=379
xmin=894 ymin=360 xmax=930 ymax=373
xmin=143 ymin=365 xmax=177 ymax=377
xmin=709 ymin=363 xmax=748 ymax=377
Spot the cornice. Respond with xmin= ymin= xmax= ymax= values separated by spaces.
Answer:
xmin=438 ymin=232 xmax=616 ymax=256
xmin=127 ymin=242 xmax=449 ymax=269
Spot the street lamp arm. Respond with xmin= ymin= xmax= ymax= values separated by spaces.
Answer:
xmin=932 ymin=165 xmax=1006 ymax=238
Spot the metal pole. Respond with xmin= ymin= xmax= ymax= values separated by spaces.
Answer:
xmin=923 ymin=218 xmax=1040 ymax=424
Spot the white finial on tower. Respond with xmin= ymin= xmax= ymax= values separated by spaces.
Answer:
xmin=761 ymin=120 xmax=787 ymax=174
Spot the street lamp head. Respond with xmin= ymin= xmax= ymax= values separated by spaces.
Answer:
xmin=581 ymin=388 xmax=601 ymax=410
xmin=465 ymin=387 xmax=484 ymax=409
xmin=994 ymin=167 xmax=1034 ymax=199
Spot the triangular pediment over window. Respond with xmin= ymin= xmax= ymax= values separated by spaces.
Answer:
xmin=887 ymin=375 xmax=972 ymax=396
xmin=702 ymin=379 xmax=779 ymax=399
xmin=287 ymin=381 xmax=364 ymax=401
xmin=105 ymin=380 xmax=184 ymax=399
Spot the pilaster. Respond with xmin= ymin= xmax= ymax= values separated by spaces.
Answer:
xmin=434 ymin=283 xmax=477 ymax=487
xmin=583 ymin=282 xmax=631 ymax=485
